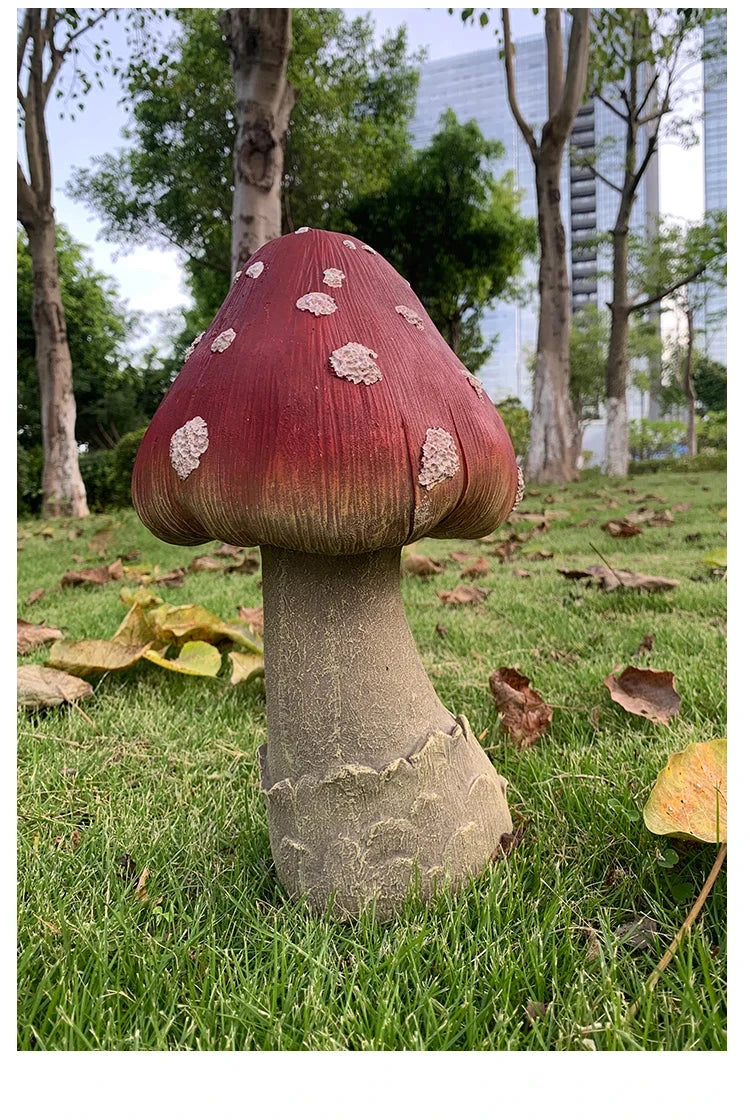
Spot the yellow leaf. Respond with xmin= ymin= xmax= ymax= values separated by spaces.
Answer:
xmin=146 ymin=604 xmax=262 ymax=652
xmin=48 ymin=639 xmax=152 ymax=677
xmin=228 ymin=651 xmax=265 ymax=686
xmin=643 ymin=739 xmax=727 ymax=843
xmin=143 ymin=641 xmax=221 ymax=677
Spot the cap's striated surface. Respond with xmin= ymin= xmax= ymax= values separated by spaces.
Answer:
xmin=133 ymin=229 xmax=517 ymax=553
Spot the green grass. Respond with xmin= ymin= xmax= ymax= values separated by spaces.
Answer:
xmin=17 ymin=469 xmax=727 ymax=1051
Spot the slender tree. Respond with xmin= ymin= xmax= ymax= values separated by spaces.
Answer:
xmin=458 ymin=9 xmax=590 ymax=481
xmin=585 ymin=8 xmax=722 ymax=475
xmin=16 ymin=9 xmax=113 ymax=516
xmin=219 ymin=8 xmax=294 ymax=271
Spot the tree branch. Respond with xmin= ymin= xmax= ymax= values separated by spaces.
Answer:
xmin=545 ymin=10 xmax=564 ymax=119
xmin=43 ymin=9 xmax=112 ymax=103
xmin=594 ymin=90 xmax=628 ymax=122
xmin=574 ymin=157 xmax=622 ymax=196
xmin=550 ymin=9 xmax=591 ymax=139
xmin=17 ymin=160 xmax=37 ymax=227
xmin=501 ymin=9 xmax=536 ymax=154
xmin=630 ymin=261 xmax=712 ymax=314
xmin=17 ymin=9 xmax=32 ymax=80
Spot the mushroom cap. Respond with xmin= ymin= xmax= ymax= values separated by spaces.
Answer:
xmin=132 ymin=229 xmax=519 ymax=554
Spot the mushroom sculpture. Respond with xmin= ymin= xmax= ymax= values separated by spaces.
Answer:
xmin=133 ymin=229 xmax=522 ymax=919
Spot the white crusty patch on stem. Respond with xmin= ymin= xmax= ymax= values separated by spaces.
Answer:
xmin=184 ymin=331 xmax=205 ymax=362
xmin=465 ymin=371 xmax=485 ymax=397
xmin=330 ymin=342 xmax=382 ymax=386
xmin=296 ymin=292 xmax=338 ymax=316
xmin=511 ymin=465 xmax=525 ymax=512
xmin=396 ymin=305 xmax=425 ymax=331
xmin=211 ymin=328 xmax=236 ymax=353
xmin=246 ymin=261 xmax=264 ymax=279
xmin=418 ymin=428 xmax=459 ymax=490
xmin=323 ymin=268 xmax=345 ymax=288
xmin=170 ymin=417 xmax=209 ymax=480
xmin=342 ymin=239 xmax=357 ymax=250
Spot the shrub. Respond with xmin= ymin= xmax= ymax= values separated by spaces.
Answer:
xmin=495 ymin=396 xmax=529 ymax=460
xmin=17 ymin=443 xmax=44 ymax=517
xmin=78 ymin=448 xmax=117 ymax=511
xmin=629 ymin=451 xmax=726 ymax=475
xmin=629 ymin=419 xmax=687 ymax=461
xmin=698 ymin=410 xmax=727 ymax=452
xmin=111 ymin=427 xmax=147 ymax=506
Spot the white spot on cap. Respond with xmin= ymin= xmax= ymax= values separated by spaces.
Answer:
xmin=342 ymin=239 xmax=357 ymax=250
xmin=512 ymin=465 xmax=525 ymax=512
xmin=296 ymin=292 xmax=338 ymax=316
xmin=323 ymin=268 xmax=345 ymax=288
xmin=211 ymin=328 xmax=236 ymax=353
xmin=170 ymin=417 xmax=209 ymax=480
xmin=362 ymin=244 xmax=376 ymax=254
xmin=330 ymin=342 xmax=382 ymax=386
xmin=231 ymin=271 xmax=241 ymax=287
xmin=246 ymin=261 xmax=264 ymax=279
xmin=184 ymin=331 xmax=205 ymax=362
xmin=396 ymin=305 xmax=425 ymax=331
xmin=418 ymin=428 xmax=459 ymax=490
xmin=465 ymin=371 xmax=485 ymax=397
xmin=295 ymin=226 xmax=310 ymax=233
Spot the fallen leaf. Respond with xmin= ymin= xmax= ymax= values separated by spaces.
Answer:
xmin=643 ymin=738 xmax=726 ymax=843
xmin=492 ymin=541 xmax=519 ymax=563
xmin=584 ymin=926 xmax=601 ymax=962
xmin=190 ymin=555 xmax=226 ymax=572
xmin=648 ymin=509 xmax=675 ymax=527
xmin=489 ymin=667 xmax=552 ymax=747
xmin=112 ymin=602 xmax=157 ymax=647
xmin=492 ymin=822 xmax=526 ymax=858
xmin=577 ymin=518 xmax=595 ymax=528
xmin=152 ymin=567 xmax=186 ymax=588
xmin=118 ymin=854 xmax=138 ymax=882
xmin=40 ymin=527 xmax=55 ymax=538
xmin=48 ymin=639 xmax=151 ymax=677
xmin=558 ymin=566 xmax=679 ymax=593
xmin=635 ymin=633 xmax=655 ymax=659
xmin=615 ymin=917 xmax=659 ymax=950
xmin=603 ymin=665 xmax=681 ymax=725
xmin=143 ymin=640 xmax=222 ymax=677
xmin=448 ymin=550 xmax=475 ymax=564
xmin=214 ymin=543 xmax=243 ymax=557
xmin=17 ymin=618 xmax=64 ymax=655
xmin=685 ymin=532 xmax=702 ymax=543
xmin=403 ymin=554 xmax=443 ymax=577
xmin=17 ymin=665 xmax=93 ymax=709
xmin=673 ymin=503 xmax=691 ymax=513
xmin=512 ymin=568 xmax=531 ymax=579
xmin=225 ymin=554 xmax=260 ymax=575
xmin=118 ymin=549 xmax=141 ymax=562
xmin=461 ymin=556 xmax=490 ymax=579
xmin=702 ymin=548 xmax=727 ymax=568
xmin=524 ymin=1000 xmax=550 ymax=1023
xmin=437 ymin=585 xmax=491 ymax=606
xmin=237 ymin=606 xmax=264 ymax=635
xmin=25 ymin=588 xmax=45 ymax=606
xmin=527 ymin=489 xmax=541 ymax=497
xmin=135 ymin=866 xmax=151 ymax=903
xmin=602 ymin=519 xmax=642 ymax=538
xmin=435 ymin=623 xmax=449 ymax=639
xmin=119 ymin=586 xmax=163 ymax=608
xmin=88 ymin=528 xmax=113 ymax=556
xmin=147 ymin=603 xmax=262 ymax=652
xmin=523 ymin=550 xmax=554 ymax=561
xmin=718 ymin=506 xmax=727 ymax=520
xmin=61 ymin=562 xmax=121 ymax=587
xmin=228 ymin=651 xmax=265 ymax=685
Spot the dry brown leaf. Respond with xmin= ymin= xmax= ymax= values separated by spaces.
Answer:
xmin=512 ymin=568 xmax=531 ymax=579
xmin=237 ymin=606 xmax=264 ymax=634
xmin=448 ymin=550 xmax=475 ymax=565
xmin=615 ymin=917 xmax=659 ymax=950
xmin=602 ymin=519 xmax=642 ymax=538
xmin=461 ymin=556 xmax=490 ymax=579
xmin=524 ymin=550 xmax=554 ymax=561
xmin=489 ymin=667 xmax=552 ymax=747
xmin=557 ymin=565 xmax=679 ymax=593
xmin=437 ymin=585 xmax=491 ymax=606
xmin=225 ymin=553 xmax=260 ymax=575
xmin=402 ymin=554 xmax=443 ymax=577
xmin=189 ymin=555 xmax=226 ymax=572
xmin=88 ymin=529 xmax=113 ymax=556
xmin=673 ymin=502 xmax=691 ymax=513
xmin=152 ymin=567 xmax=186 ymax=588
xmin=603 ymin=665 xmax=681 ymax=725
xmin=214 ymin=543 xmax=244 ymax=557
xmin=25 ymin=588 xmax=45 ymax=606
xmin=135 ymin=866 xmax=151 ymax=903
xmin=435 ymin=623 xmax=449 ymax=639
xmin=48 ymin=639 xmax=152 ymax=677
xmin=577 ymin=518 xmax=595 ymax=528
xmin=61 ymin=563 xmax=118 ymax=587
xmin=18 ymin=665 xmax=93 ymax=709
xmin=228 ymin=651 xmax=265 ymax=685
xmin=524 ymin=1000 xmax=550 ymax=1023
xmin=635 ymin=633 xmax=655 ymax=659
xmin=492 ymin=541 xmax=519 ymax=563
xmin=648 ymin=509 xmax=675 ymax=526
xmin=17 ymin=618 xmax=64 ymax=655
xmin=643 ymin=738 xmax=726 ymax=843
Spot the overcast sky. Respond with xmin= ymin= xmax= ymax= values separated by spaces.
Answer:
xmin=39 ymin=5 xmax=706 ymax=333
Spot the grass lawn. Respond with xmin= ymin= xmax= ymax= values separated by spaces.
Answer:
xmin=17 ymin=467 xmax=727 ymax=1051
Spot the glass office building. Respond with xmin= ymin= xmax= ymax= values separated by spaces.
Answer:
xmin=701 ymin=12 xmax=727 ymax=367
xmin=410 ymin=35 xmax=659 ymax=458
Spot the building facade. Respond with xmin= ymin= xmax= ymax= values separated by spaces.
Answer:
xmin=701 ymin=12 xmax=727 ymax=367
xmin=410 ymin=36 xmax=660 ymax=459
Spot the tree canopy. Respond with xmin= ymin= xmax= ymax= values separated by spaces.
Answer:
xmin=70 ymin=7 xmax=423 ymax=324
xmin=17 ymin=226 xmax=169 ymax=450
xmin=344 ymin=110 xmax=537 ymax=371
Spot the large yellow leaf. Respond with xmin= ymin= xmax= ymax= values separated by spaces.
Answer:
xmin=112 ymin=602 xmax=157 ymax=647
xmin=48 ymin=639 xmax=152 ymax=677
xmin=228 ymin=651 xmax=265 ymax=686
xmin=143 ymin=641 xmax=221 ymax=677
xmin=146 ymin=604 xmax=262 ymax=653
xmin=643 ymin=739 xmax=727 ymax=843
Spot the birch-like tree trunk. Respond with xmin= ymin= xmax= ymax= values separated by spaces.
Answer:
xmin=502 ymin=9 xmax=590 ymax=483
xmin=220 ymin=8 xmax=295 ymax=272
xmin=684 ymin=305 xmax=697 ymax=457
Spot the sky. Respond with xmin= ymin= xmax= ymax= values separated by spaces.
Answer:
xmin=36 ymin=4 xmax=707 ymax=336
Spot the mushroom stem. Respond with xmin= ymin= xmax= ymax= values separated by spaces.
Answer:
xmin=258 ymin=545 xmax=512 ymax=918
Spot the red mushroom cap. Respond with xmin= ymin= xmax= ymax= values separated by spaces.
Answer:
xmin=132 ymin=229 xmax=520 ymax=554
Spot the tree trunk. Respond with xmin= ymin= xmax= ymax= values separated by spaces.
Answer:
xmin=684 ymin=305 xmax=697 ymax=456
xmin=604 ymin=226 xmax=632 ymax=477
xmin=220 ymin=8 xmax=295 ymax=272
xmin=449 ymin=313 xmax=461 ymax=355
xmin=26 ymin=213 xmax=89 ymax=519
xmin=258 ymin=546 xmax=512 ymax=919
xmin=526 ymin=150 xmax=578 ymax=483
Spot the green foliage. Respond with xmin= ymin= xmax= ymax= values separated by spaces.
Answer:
xmin=628 ymin=214 xmax=727 ymax=313
xmin=17 ymin=444 xmax=44 ymax=517
xmin=694 ymin=355 xmax=727 ymax=413
xmin=69 ymin=7 xmax=423 ymax=330
xmin=78 ymin=449 xmax=117 ymax=512
xmin=495 ymin=397 xmax=529 ymax=459
xmin=569 ymin=305 xmax=609 ymax=427
xmin=698 ymin=411 xmax=727 ymax=453
xmin=112 ymin=427 xmax=147 ymax=506
xmin=629 ymin=420 xmax=687 ymax=462
xmin=17 ymin=228 xmax=165 ymax=451
xmin=345 ymin=111 xmax=537 ymax=370
xmin=629 ymin=451 xmax=726 ymax=475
